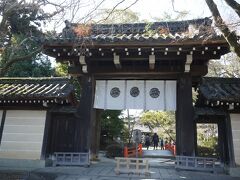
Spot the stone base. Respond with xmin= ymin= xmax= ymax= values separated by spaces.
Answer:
xmin=229 ymin=167 xmax=240 ymax=177
xmin=0 ymin=158 xmax=46 ymax=170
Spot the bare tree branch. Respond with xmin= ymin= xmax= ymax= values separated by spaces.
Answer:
xmin=224 ymin=0 xmax=240 ymax=18
xmin=122 ymin=0 xmax=139 ymax=11
xmin=99 ymin=0 xmax=126 ymax=23
xmin=78 ymin=0 xmax=106 ymax=23
xmin=171 ymin=0 xmax=189 ymax=15
xmin=205 ymin=0 xmax=240 ymax=57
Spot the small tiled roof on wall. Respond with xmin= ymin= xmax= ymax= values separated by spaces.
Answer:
xmin=197 ymin=77 xmax=240 ymax=105
xmin=0 ymin=77 xmax=75 ymax=104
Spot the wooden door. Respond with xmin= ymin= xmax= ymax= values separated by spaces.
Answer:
xmin=50 ymin=114 xmax=76 ymax=153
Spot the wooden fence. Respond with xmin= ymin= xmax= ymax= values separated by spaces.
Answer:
xmin=115 ymin=157 xmax=150 ymax=176
xmin=175 ymin=155 xmax=219 ymax=173
xmin=53 ymin=152 xmax=90 ymax=167
xmin=164 ymin=144 xmax=176 ymax=156
xmin=124 ymin=144 xmax=142 ymax=157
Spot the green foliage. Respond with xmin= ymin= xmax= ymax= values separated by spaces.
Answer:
xmin=144 ymin=22 xmax=157 ymax=36
xmin=101 ymin=110 xmax=124 ymax=141
xmin=55 ymin=63 xmax=68 ymax=77
xmin=70 ymin=78 xmax=81 ymax=101
xmin=7 ymin=54 xmax=53 ymax=77
xmin=121 ymin=113 xmax=138 ymax=144
xmin=197 ymin=145 xmax=219 ymax=158
xmin=140 ymin=111 xmax=175 ymax=141
xmin=105 ymin=144 xmax=123 ymax=158
xmin=197 ymin=124 xmax=219 ymax=158
xmin=0 ymin=1 xmax=50 ymax=76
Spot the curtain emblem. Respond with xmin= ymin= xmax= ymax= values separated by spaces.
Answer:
xmin=110 ymin=87 xmax=120 ymax=98
xmin=149 ymin=88 xmax=160 ymax=98
xmin=130 ymin=87 xmax=140 ymax=97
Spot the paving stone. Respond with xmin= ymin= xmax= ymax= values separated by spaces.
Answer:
xmin=1 ymin=158 xmax=239 ymax=180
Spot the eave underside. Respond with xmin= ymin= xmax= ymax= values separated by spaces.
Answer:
xmin=43 ymin=41 xmax=229 ymax=80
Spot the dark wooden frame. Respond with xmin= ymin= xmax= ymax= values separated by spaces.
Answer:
xmin=0 ymin=110 xmax=6 ymax=145
xmin=195 ymin=114 xmax=236 ymax=167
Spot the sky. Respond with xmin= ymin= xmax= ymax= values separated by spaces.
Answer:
xmin=43 ymin=0 xmax=239 ymax=33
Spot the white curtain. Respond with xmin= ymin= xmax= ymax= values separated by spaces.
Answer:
xmin=94 ymin=80 xmax=176 ymax=110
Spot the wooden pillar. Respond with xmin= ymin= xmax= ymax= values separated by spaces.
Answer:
xmin=225 ymin=114 xmax=236 ymax=167
xmin=75 ymin=75 xmax=95 ymax=152
xmin=176 ymin=74 xmax=195 ymax=156
xmin=0 ymin=110 xmax=6 ymax=144
xmin=218 ymin=121 xmax=225 ymax=163
xmin=194 ymin=122 xmax=198 ymax=155
xmin=90 ymin=109 xmax=103 ymax=159
xmin=41 ymin=111 xmax=51 ymax=159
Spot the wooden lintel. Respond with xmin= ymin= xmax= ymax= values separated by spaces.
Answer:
xmin=68 ymin=64 xmax=208 ymax=77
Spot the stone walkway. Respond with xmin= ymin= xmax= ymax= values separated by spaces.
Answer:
xmin=143 ymin=149 xmax=173 ymax=157
xmin=25 ymin=160 xmax=239 ymax=180
xmin=30 ymin=163 xmax=237 ymax=180
xmin=0 ymin=155 xmax=239 ymax=180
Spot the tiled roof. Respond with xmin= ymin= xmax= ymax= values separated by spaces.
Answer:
xmin=198 ymin=77 xmax=240 ymax=103
xmin=0 ymin=77 xmax=74 ymax=102
xmin=44 ymin=17 xmax=225 ymax=45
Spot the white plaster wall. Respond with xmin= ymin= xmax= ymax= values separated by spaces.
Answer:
xmin=0 ymin=110 xmax=46 ymax=160
xmin=230 ymin=114 xmax=240 ymax=166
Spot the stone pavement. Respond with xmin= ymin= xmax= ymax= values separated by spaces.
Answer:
xmin=0 ymin=155 xmax=239 ymax=180
xmin=24 ymin=158 xmax=239 ymax=180
xmin=143 ymin=149 xmax=173 ymax=158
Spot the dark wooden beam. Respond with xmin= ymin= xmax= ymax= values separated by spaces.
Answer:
xmin=75 ymin=76 xmax=95 ymax=152
xmin=41 ymin=111 xmax=51 ymax=159
xmin=0 ymin=110 xmax=6 ymax=144
xmin=55 ymin=50 xmax=226 ymax=62
xmin=44 ymin=43 xmax=229 ymax=62
xmin=68 ymin=64 xmax=208 ymax=77
xmin=176 ymin=74 xmax=195 ymax=156
xmin=90 ymin=109 xmax=103 ymax=159
xmin=43 ymin=41 xmax=229 ymax=51
xmin=225 ymin=114 xmax=236 ymax=167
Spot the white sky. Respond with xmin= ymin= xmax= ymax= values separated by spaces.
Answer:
xmin=113 ymin=0 xmax=211 ymax=20
xmin=44 ymin=0 xmax=239 ymax=32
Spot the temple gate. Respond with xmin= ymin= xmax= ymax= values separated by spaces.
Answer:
xmin=43 ymin=18 xmax=230 ymax=159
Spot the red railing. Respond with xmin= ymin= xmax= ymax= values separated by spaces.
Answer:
xmin=164 ymin=143 xmax=176 ymax=156
xmin=124 ymin=144 xmax=143 ymax=157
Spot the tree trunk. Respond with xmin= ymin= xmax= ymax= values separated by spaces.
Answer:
xmin=224 ymin=0 xmax=240 ymax=18
xmin=205 ymin=0 xmax=240 ymax=57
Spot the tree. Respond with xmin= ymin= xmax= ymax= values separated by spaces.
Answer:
xmin=100 ymin=110 xmax=124 ymax=144
xmin=0 ymin=0 xmax=61 ymax=76
xmin=121 ymin=111 xmax=137 ymax=144
xmin=94 ymin=9 xmax=139 ymax=24
xmin=140 ymin=111 xmax=176 ymax=142
xmin=0 ymin=0 xmax=141 ymax=76
xmin=205 ymin=0 xmax=240 ymax=57
xmin=208 ymin=53 xmax=240 ymax=78
xmin=7 ymin=54 xmax=53 ymax=77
